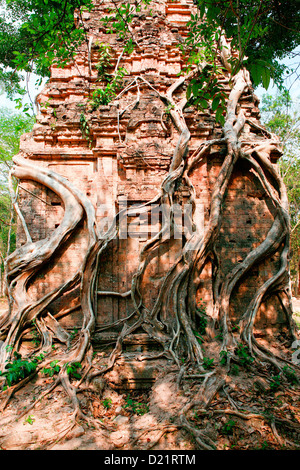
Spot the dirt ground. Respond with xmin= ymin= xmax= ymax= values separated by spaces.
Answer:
xmin=0 ymin=357 xmax=299 ymax=451
xmin=0 ymin=296 xmax=299 ymax=451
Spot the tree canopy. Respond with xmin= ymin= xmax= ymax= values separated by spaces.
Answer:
xmin=0 ymin=0 xmax=299 ymax=105
xmin=0 ymin=0 xmax=93 ymax=100
xmin=192 ymin=0 xmax=300 ymax=88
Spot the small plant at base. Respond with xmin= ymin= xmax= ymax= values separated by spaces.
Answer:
xmin=269 ymin=374 xmax=281 ymax=391
xmin=260 ymin=441 xmax=269 ymax=450
xmin=235 ymin=343 xmax=254 ymax=368
xmin=198 ymin=315 xmax=207 ymax=336
xmin=69 ymin=327 xmax=78 ymax=343
xmin=102 ymin=398 xmax=112 ymax=410
xmin=221 ymin=419 xmax=236 ymax=435
xmin=90 ymin=66 xmax=127 ymax=109
xmin=35 ymin=352 xmax=46 ymax=362
xmin=230 ymin=364 xmax=240 ymax=376
xmin=231 ymin=322 xmax=240 ymax=332
xmin=282 ymin=365 xmax=298 ymax=385
xmin=202 ymin=357 xmax=214 ymax=370
xmin=24 ymin=415 xmax=35 ymax=425
xmin=193 ymin=330 xmax=204 ymax=345
xmin=42 ymin=360 xmax=60 ymax=377
xmin=194 ymin=301 xmax=208 ymax=342
xmin=0 ymin=352 xmax=38 ymax=387
xmin=123 ymin=396 xmax=149 ymax=416
xmin=215 ymin=329 xmax=223 ymax=341
xmin=95 ymin=43 xmax=113 ymax=80
xmin=219 ymin=350 xmax=228 ymax=365
xmin=66 ymin=362 xmax=82 ymax=380
xmin=31 ymin=319 xmax=40 ymax=347
xmin=164 ymin=103 xmax=175 ymax=114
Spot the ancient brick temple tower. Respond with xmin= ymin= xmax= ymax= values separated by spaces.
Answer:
xmin=13 ymin=0 xmax=290 ymax=386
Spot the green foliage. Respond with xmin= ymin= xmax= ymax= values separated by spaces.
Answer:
xmin=123 ymin=396 xmax=149 ymax=416
xmin=195 ymin=302 xmax=208 ymax=334
xmin=100 ymin=0 xmax=152 ymax=53
xmin=192 ymin=0 xmax=300 ymax=89
xmin=80 ymin=54 xmax=128 ymax=142
xmin=215 ymin=329 xmax=223 ymax=342
xmin=79 ymin=112 xmax=91 ymax=142
xmin=0 ymin=351 xmax=38 ymax=386
xmin=221 ymin=419 xmax=236 ymax=435
xmin=0 ymin=0 xmax=94 ymax=102
xmin=42 ymin=360 xmax=60 ymax=377
xmin=66 ymin=361 xmax=82 ymax=380
xmin=282 ymin=366 xmax=298 ymax=385
xmin=95 ymin=43 xmax=114 ymax=80
xmin=69 ymin=327 xmax=78 ymax=343
xmin=102 ymin=398 xmax=112 ymax=409
xmin=219 ymin=350 xmax=228 ymax=365
xmin=164 ymin=103 xmax=175 ymax=115
xmin=98 ymin=0 xmax=299 ymax=121
xmin=23 ymin=415 xmax=35 ymax=425
xmin=0 ymin=0 xmax=298 ymax=115
xmin=259 ymin=441 xmax=270 ymax=450
xmin=235 ymin=343 xmax=254 ymax=368
xmin=90 ymin=66 xmax=127 ymax=109
xmin=230 ymin=364 xmax=240 ymax=376
xmin=269 ymin=374 xmax=281 ymax=391
xmin=193 ymin=330 xmax=204 ymax=345
xmin=31 ymin=319 xmax=40 ymax=347
xmin=183 ymin=19 xmax=227 ymax=124
xmin=202 ymin=356 xmax=214 ymax=370
xmin=193 ymin=302 xmax=208 ymax=345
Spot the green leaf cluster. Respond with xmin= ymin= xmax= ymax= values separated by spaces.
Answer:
xmin=221 ymin=419 xmax=236 ymax=435
xmin=235 ymin=343 xmax=254 ymax=368
xmin=193 ymin=302 xmax=208 ymax=344
xmin=269 ymin=374 xmax=281 ymax=391
xmin=192 ymin=0 xmax=300 ymax=89
xmin=66 ymin=361 xmax=82 ymax=379
xmin=187 ymin=73 xmax=226 ymax=125
xmin=219 ymin=350 xmax=228 ymax=365
xmin=282 ymin=365 xmax=298 ymax=385
xmin=95 ymin=43 xmax=114 ymax=81
xmin=42 ymin=360 xmax=60 ymax=377
xmin=0 ymin=0 xmax=93 ymax=98
xmin=101 ymin=0 xmax=152 ymax=53
xmin=123 ymin=396 xmax=149 ymax=415
xmin=90 ymin=66 xmax=127 ymax=109
xmin=102 ymin=398 xmax=112 ymax=409
xmin=202 ymin=356 xmax=214 ymax=370
xmin=79 ymin=112 xmax=91 ymax=141
xmin=0 ymin=351 xmax=38 ymax=386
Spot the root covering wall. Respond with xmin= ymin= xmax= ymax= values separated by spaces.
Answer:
xmin=9 ymin=0 xmax=293 ymax=363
